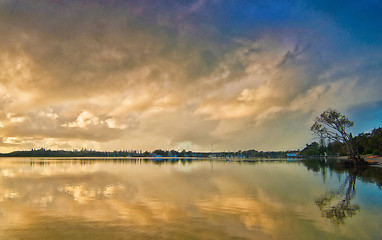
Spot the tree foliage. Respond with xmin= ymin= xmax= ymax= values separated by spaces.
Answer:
xmin=300 ymin=142 xmax=328 ymax=156
xmin=311 ymin=109 xmax=361 ymax=162
xmin=311 ymin=108 xmax=354 ymax=143
xmin=354 ymin=127 xmax=382 ymax=155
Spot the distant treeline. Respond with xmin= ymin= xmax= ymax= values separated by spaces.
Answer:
xmin=301 ymin=127 xmax=382 ymax=156
xmin=0 ymin=148 xmax=299 ymax=158
xmin=5 ymin=127 xmax=379 ymax=158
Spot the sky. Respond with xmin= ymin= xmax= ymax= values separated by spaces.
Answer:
xmin=0 ymin=0 xmax=381 ymax=152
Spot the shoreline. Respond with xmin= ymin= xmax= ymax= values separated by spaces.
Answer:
xmin=336 ymin=155 xmax=382 ymax=167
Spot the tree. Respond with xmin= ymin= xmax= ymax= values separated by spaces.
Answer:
xmin=353 ymin=127 xmax=382 ymax=155
xmin=300 ymin=142 xmax=319 ymax=156
xmin=311 ymin=109 xmax=363 ymax=163
xmin=327 ymin=141 xmax=346 ymax=155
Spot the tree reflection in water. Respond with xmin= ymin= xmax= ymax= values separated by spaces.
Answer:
xmin=304 ymin=159 xmax=382 ymax=225
xmin=315 ymin=170 xmax=359 ymax=225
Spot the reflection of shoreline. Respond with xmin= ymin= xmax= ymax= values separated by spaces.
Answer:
xmin=2 ymin=157 xmax=307 ymax=167
xmin=4 ymin=158 xmax=382 ymax=188
xmin=303 ymin=159 xmax=382 ymax=188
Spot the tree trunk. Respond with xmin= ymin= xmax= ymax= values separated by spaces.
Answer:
xmin=344 ymin=139 xmax=364 ymax=164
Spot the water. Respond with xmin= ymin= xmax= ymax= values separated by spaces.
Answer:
xmin=0 ymin=158 xmax=381 ymax=239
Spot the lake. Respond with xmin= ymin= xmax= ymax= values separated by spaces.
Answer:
xmin=0 ymin=158 xmax=381 ymax=239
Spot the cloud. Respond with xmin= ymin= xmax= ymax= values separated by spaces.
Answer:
xmin=0 ymin=0 xmax=381 ymax=152
xmin=63 ymin=111 xmax=101 ymax=129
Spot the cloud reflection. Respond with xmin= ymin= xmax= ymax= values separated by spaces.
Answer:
xmin=0 ymin=159 xmax=382 ymax=239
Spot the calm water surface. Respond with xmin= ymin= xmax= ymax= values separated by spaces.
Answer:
xmin=0 ymin=158 xmax=381 ymax=239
